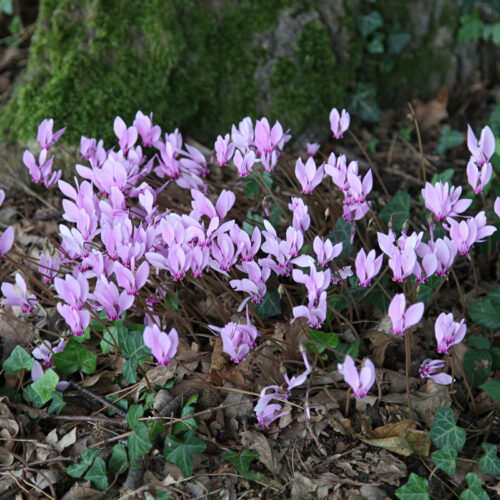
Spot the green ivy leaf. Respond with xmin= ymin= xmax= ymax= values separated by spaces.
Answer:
xmin=67 ymin=449 xmax=99 ymax=478
xmin=356 ymin=11 xmax=383 ymax=37
xmin=328 ymin=218 xmax=354 ymax=257
xmin=378 ymin=190 xmax=411 ymax=233
xmin=430 ymin=168 xmax=455 ymax=186
xmin=417 ymin=275 xmax=443 ymax=304
xmin=478 ymin=443 xmax=500 ymax=476
xmin=468 ymin=296 xmax=500 ymax=330
xmin=480 ymin=379 xmax=500 ymax=401
xmin=22 ymin=385 xmax=44 ymax=408
xmin=254 ymin=289 xmax=281 ymax=320
xmin=366 ymin=32 xmax=385 ymax=54
xmin=431 ymin=446 xmax=457 ymax=475
xmin=307 ymin=329 xmax=339 ymax=354
xmin=0 ymin=0 xmax=13 ymax=16
xmin=463 ymin=349 xmax=492 ymax=387
xmin=31 ymin=369 xmax=59 ymax=404
xmin=115 ymin=322 xmax=151 ymax=383
xmin=164 ymin=430 xmax=206 ymax=477
xmin=430 ymin=408 xmax=466 ymax=453
xmin=348 ymin=82 xmax=381 ymax=122
xmin=173 ymin=396 xmax=198 ymax=434
xmin=222 ymin=449 xmax=259 ymax=473
xmin=84 ymin=457 xmax=108 ymax=490
xmin=47 ymin=391 xmax=66 ymax=415
xmin=458 ymin=12 xmax=484 ymax=43
xmin=437 ymin=125 xmax=464 ymax=155
xmin=2 ymin=346 xmax=34 ymax=375
xmin=244 ymin=171 xmax=272 ymax=199
xmin=52 ymin=339 xmax=97 ymax=375
xmin=126 ymin=405 xmax=144 ymax=431
xmin=459 ymin=473 xmax=489 ymax=500
xmin=128 ymin=422 xmax=152 ymax=468
xmin=467 ymin=336 xmax=491 ymax=350
xmin=395 ymin=473 xmax=429 ymax=499
xmin=388 ymin=30 xmax=411 ymax=54
xmin=108 ymin=443 xmax=128 ymax=474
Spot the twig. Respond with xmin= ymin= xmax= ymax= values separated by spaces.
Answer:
xmin=405 ymin=330 xmax=415 ymax=421
xmin=69 ymin=381 xmax=127 ymax=418
xmin=48 ymin=414 xmax=127 ymax=426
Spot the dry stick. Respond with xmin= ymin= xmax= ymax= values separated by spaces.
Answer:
xmin=454 ymin=348 xmax=478 ymax=415
xmin=344 ymin=388 xmax=351 ymax=417
xmin=326 ymin=301 xmax=360 ymax=340
xmin=48 ymin=414 xmax=127 ymax=426
xmin=69 ymin=381 xmax=127 ymax=418
xmin=347 ymin=130 xmax=389 ymax=197
xmin=408 ymin=103 xmax=427 ymax=184
xmin=450 ymin=268 xmax=466 ymax=316
xmin=469 ymin=253 xmax=480 ymax=297
xmin=405 ymin=330 xmax=415 ymax=422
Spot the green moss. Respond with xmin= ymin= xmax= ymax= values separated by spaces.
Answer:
xmin=270 ymin=20 xmax=353 ymax=134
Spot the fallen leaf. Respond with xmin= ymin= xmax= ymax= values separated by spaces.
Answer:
xmin=413 ymin=87 xmax=448 ymax=131
xmin=240 ymin=430 xmax=281 ymax=474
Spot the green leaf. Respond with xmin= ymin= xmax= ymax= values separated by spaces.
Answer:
xmin=335 ymin=341 xmax=360 ymax=363
xmin=52 ymin=339 xmax=97 ymax=375
xmin=126 ymin=405 xmax=144 ymax=431
xmin=31 ymin=369 xmax=59 ymax=404
xmin=388 ymin=30 xmax=411 ymax=54
xmin=122 ymin=359 xmax=138 ymax=384
xmin=100 ymin=329 xmax=115 ymax=354
xmin=173 ymin=397 xmax=198 ymax=434
xmin=468 ymin=297 xmax=500 ymax=329
xmin=395 ymin=473 xmax=429 ymax=499
xmin=108 ymin=443 xmax=128 ymax=474
xmin=430 ymin=168 xmax=455 ymax=186
xmin=437 ymin=125 xmax=464 ymax=155
xmin=244 ymin=171 xmax=272 ymax=199
xmin=490 ymin=22 xmax=500 ymax=45
xmin=307 ymin=329 xmax=339 ymax=354
xmin=480 ymin=379 xmax=500 ymax=401
xmin=115 ymin=322 xmax=151 ymax=383
xmin=128 ymin=422 xmax=152 ymax=468
xmin=2 ymin=346 xmax=34 ymax=375
xmin=254 ymin=289 xmax=281 ymax=320
xmin=459 ymin=473 xmax=489 ymax=500
xmin=478 ymin=442 xmax=500 ymax=476
xmin=366 ymin=32 xmax=385 ymax=54
xmin=22 ymin=385 xmax=44 ymax=408
xmin=417 ymin=275 xmax=443 ymax=304
xmin=328 ymin=218 xmax=354 ymax=257
xmin=0 ymin=0 xmax=14 ymax=16
xmin=222 ymin=449 xmax=259 ymax=473
xmin=164 ymin=430 xmax=206 ymax=477
xmin=463 ymin=349 xmax=492 ymax=387
xmin=458 ymin=12 xmax=484 ymax=43
xmin=47 ymin=391 xmax=66 ymax=415
xmin=84 ymin=457 xmax=108 ymax=490
xmin=467 ymin=336 xmax=491 ymax=350
xmin=67 ymin=449 xmax=99 ymax=478
xmin=356 ymin=11 xmax=383 ymax=37
xmin=379 ymin=190 xmax=411 ymax=233
xmin=349 ymin=82 xmax=381 ymax=122
xmin=149 ymin=419 xmax=166 ymax=441
xmin=431 ymin=446 xmax=457 ymax=475
xmin=491 ymin=347 xmax=500 ymax=368
xmin=430 ymin=408 xmax=466 ymax=453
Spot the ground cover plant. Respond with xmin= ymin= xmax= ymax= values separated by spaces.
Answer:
xmin=0 ymin=106 xmax=499 ymax=499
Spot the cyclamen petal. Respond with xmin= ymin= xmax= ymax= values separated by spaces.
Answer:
xmin=143 ymin=325 xmax=178 ymax=366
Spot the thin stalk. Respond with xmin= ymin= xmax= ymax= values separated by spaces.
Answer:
xmin=405 ymin=330 xmax=415 ymax=422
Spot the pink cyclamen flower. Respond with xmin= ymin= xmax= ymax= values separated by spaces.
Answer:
xmin=421 ymin=182 xmax=471 ymax=222
xmin=292 ymin=290 xmax=327 ymax=329
xmin=294 ymin=157 xmax=324 ymax=194
xmin=306 ymin=142 xmax=320 ymax=156
xmin=32 ymin=339 xmax=66 ymax=367
xmin=329 ymin=108 xmax=350 ymax=139
xmin=282 ymin=345 xmax=311 ymax=392
xmin=388 ymin=294 xmax=424 ymax=336
xmin=233 ymin=149 xmax=256 ymax=177
xmin=214 ymin=134 xmax=235 ymax=166
xmin=434 ymin=312 xmax=467 ymax=353
xmin=143 ymin=324 xmax=178 ymax=366
xmin=0 ymin=226 xmax=14 ymax=259
xmin=113 ymin=116 xmax=138 ymax=153
xmin=467 ymin=157 xmax=492 ymax=195
xmin=254 ymin=385 xmax=289 ymax=429
xmin=31 ymin=361 xmax=69 ymax=391
xmin=288 ymin=197 xmax=310 ymax=233
xmin=467 ymin=124 xmax=495 ymax=167
xmin=355 ymin=248 xmax=383 ymax=287
xmin=447 ymin=211 xmax=496 ymax=256
xmin=338 ymin=355 xmax=375 ymax=398
xmin=56 ymin=303 xmax=90 ymax=336
xmin=133 ymin=110 xmax=161 ymax=146
xmin=37 ymin=118 xmax=66 ymax=150
xmin=38 ymin=253 xmax=60 ymax=284
xmin=313 ymin=236 xmax=342 ymax=267
xmin=495 ymin=197 xmax=500 ymax=219
xmin=1 ymin=273 xmax=38 ymax=313
xmin=209 ymin=311 xmax=259 ymax=363
xmin=419 ymin=359 xmax=452 ymax=385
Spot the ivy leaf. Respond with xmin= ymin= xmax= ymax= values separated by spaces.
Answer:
xmin=348 ymin=82 xmax=381 ymax=122
xmin=2 ymin=346 xmax=34 ymax=375
xmin=84 ymin=457 xmax=108 ymax=491
xmin=31 ymin=369 xmax=59 ymax=404
xmin=47 ymin=391 xmax=66 ymax=415
xmin=164 ymin=430 xmax=206 ymax=477
xmin=430 ymin=168 xmax=455 ymax=186
xmin=437 ymin=125 xmax=464 ymax=155
xmin=244 ymin=171 xmax=272 ymax=199
xmin=128 ymin=422 xmax=152 ymax=468
xmin=395 ymin=473 xmax=429 ymax=499
xmin=356 ymin=11 xmax=383 ymax=37
xmin=458 ymin=12 xmax=484 ymax=43
xmin=431 ymin=446 xmax=457 ymax=475
xmin=328 ymin=218 xmax=354 ymax=257
xmin=478 ymin=443 xmax=500 ymax=476
xmin=254 ymin=289 xmax=281 ymax=320
xmin=52 ymin=339 xmax=97 ymax=375
xmin=430 ymin=408 xmax=466 ymax=453
xmin=126 ymin=405 xmax=144 ymax=431
xmin=115 ymin=322 xmax=151 ymax=383
xmin=468 ymin=297 xmax=500 ymax=329
xmin=379 ymin=190 xmax=411 ymax=232
xmin=173 ymin=395 xmax=198 ymax=434
xmin=459 ymin=473 xmax=489 ymax=500
xmin=109 ymin=443 xmax=128 ymax=475
xmin=0 ymin=0 xmax=13 ymax=15
xmin=463 ymin=349 xmax=492 ymax=387
xmin=222 ymin=449 xmax=259 ymax=473
xmin=307 ymin=329 xmax=339 ymax=354
xmin=480 ymin=379 xmax=500 ymax=401
xmin=467 ymin=336 xmax=491 ymax=350
xmin=67 ymin=449 xmax=99 ymax=478
xmin=388 ymin=29 xmax=411 ymax=54
xmin=417 ymin=275 xmax=443 ymax=304
xmin=366 ymin=32 xmax=385 ymax=54
xmin=22 ymin=385 xmax=44 ymax=408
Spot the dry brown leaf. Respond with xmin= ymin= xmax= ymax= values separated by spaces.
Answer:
xmin=207 ymin=336 xmax=247 ymax=388
xmin=240 ymin=430 xmax=281 ymax=474
xmin=413 ymin=87 xmax=448 ymax=131
xmin=290 ymin=472 xmax=318 ymax=499
xmin=61 ymin=484 xmax=104 ymax=500
xmin=368 ymin=331 xmax=402 ymax=367
xmin=0 ymin=314 xmax=34 ymax=345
